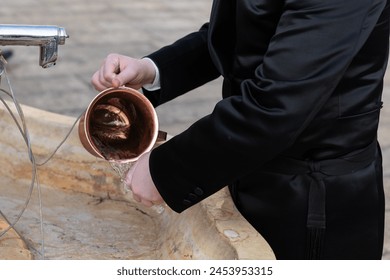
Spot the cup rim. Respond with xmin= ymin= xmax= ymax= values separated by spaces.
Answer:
xmin=79 ymin=86 xmax=159 ymax=162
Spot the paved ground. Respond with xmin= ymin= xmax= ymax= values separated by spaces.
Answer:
xmin=1 ymin=0 xmax=389 ymax=259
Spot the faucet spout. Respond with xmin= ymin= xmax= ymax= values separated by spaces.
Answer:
xmin=0 ymin=24 xmax=69 ymax=68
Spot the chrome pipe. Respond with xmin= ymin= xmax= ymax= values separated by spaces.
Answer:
xmin=0 ymin=24 xmax=68 ymax=68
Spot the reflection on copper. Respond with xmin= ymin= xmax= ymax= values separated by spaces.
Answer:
xmin=90 ymin=96 xmax=142 ymax=161
xmin=91 ymin=97 xmax=135 ymax=144
xmin=78 ymin=87 xmax=165 ymax=163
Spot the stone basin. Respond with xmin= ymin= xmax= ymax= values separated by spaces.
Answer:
xmin=0 ymin=101 xmax=275 ymax=260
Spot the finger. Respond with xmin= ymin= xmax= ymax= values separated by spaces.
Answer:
xmin=104 ymin=55 xmax=125 ymax=88
xmin=124 ymin=161 xmax=138 ymax=187
xmin=91 ymin=70 xmax=111 ymax=91
xmin=140 ymin=198 xmax=154 ymax=208
xmin=152 ymin=197 xmax=164 ymax=205
xmin=114 ymin=66 xmax=141 ymax=89
xmin=132 ymin=193 xmax=141 ymax=203
xmin=111 ymin=76 xmax=122 ymax=88
xmin=99 ymin=67 xmax=117 ymax=88
xmin=132 ymin=193 xmax=154 ymax=208
xmin=93 ymin=56 xmax=118 ymax=88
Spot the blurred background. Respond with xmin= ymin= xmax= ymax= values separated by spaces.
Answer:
xmin=0 ymin=0 xmax=389 ymax=259
xmin=0 ymin=0 xmax=221 ymax=135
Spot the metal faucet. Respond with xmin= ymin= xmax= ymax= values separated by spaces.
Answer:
xmin=0 ymin=24 xmax=68 ymax=68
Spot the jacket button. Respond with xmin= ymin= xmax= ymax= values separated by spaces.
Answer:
xmin=194 ymin=187 xmax=204 ymax=196
xmin=188 ymin=193 xmax=197 ymax=201
xmin=194 ymin=188 xmax=203 ymax=195
xmin=183 ymin=199 xmax=192 ymax=206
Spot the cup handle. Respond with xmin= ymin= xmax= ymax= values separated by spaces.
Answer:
xmin=157 ymin=130 xmax=167 ymax=142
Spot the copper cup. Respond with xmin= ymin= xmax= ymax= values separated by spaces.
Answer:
xmin=78 ymin=87 xmax=166 ymax=163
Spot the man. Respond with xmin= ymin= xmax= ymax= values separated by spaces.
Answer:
xmin=92 ymin=0 xmax=389 ymax=259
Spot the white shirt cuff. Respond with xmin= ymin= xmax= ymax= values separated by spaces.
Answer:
xmin=142 ymin=57 xmax=161 ymax=91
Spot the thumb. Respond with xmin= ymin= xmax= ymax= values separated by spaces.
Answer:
xmin=113 ymin=64 xmax=143 ymax=89
xmin=124 ymin=160 xmax=138 ymax=191
xmin=108 ymin=58 xmax=129 ymax=88
xmin=111 ymin=74 xmax=122 ymax=88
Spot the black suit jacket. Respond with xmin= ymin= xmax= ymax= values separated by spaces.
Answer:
xmin=146 ymin=0 xmax=389 ymax=209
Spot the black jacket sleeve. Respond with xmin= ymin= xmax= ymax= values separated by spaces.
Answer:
xmin=147 ymin=0 xmax=388 ymax=213
xmin=143 ymin=23 xmax=220 ymax=106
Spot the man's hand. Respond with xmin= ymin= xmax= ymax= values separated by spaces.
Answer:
xmin=91 ymin=53 xmax=156 ymax=91
xmin=124 ymin=151 xmax=164 ymax=207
